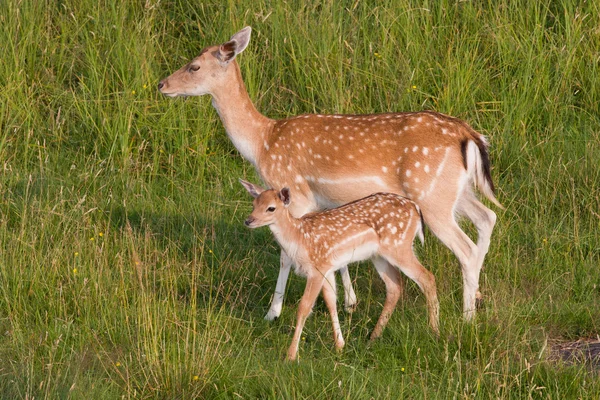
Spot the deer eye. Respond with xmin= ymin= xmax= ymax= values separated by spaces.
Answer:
xmin=267 ymin=206 xmax=276 ymax=212
xmin=188 ymin=65 xmax=200 ymax=72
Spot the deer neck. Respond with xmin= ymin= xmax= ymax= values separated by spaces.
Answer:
xmin=268 ymin=212 xmax=304 ymax=260
xmin=210 ymin=62 xmax=273 ymax=167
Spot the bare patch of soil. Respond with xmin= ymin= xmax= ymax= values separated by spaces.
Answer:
xmin=549 ymin=337 xmax=600 ymax=369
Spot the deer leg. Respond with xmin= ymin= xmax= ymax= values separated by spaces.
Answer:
xmin=383 ymin=253 xmax=440 ymax=335
xmin=424 ymin=211 xmax=479 ymax=320
xmin=339 ymin=265 xmax=357 ymax=312
xmin=321 ymin=271 xmax=345 ymax=350
xmin=287 ymin=274 xmax=324 ymax=361
xmin=265 ymin=250 xmax=293 ymax=321
xmin=455 ymin=191 xmax=497 ymax=303
xmin=370 ymin=257 xmax=403 ymax=340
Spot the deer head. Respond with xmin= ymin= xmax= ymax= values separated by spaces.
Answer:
xmin=240 ymin=180 xmax=291 ymax=228
xmin=158 ymin=27 xmax=252 ymax=97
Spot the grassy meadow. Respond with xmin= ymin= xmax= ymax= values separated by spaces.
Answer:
xmin=1 ymin=0 xmax=599 ymax=398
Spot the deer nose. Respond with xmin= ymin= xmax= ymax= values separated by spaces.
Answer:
xmin=244 ymin=217 xmax=255 ymax=227
xmin=157 ymin=81 xmax=165 ymax=90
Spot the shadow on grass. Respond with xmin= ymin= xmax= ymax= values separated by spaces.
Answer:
xmin=105 ymin=204 xmax=286 ymax=316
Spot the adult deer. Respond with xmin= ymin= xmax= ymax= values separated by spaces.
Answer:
xmin=241 ymin=181 xmax=439 ymax=361
xmin=159 ymin=26 xmax=502 ymax=320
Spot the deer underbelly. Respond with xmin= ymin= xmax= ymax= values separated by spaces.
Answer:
xmin=331 ymin=241 xmax=379 ymax=267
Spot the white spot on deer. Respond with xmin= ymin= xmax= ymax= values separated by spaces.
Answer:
xmin=415 ymin=161 xmax=420 ymax=168
xmin=424 ymin=165 xmax=430 ymax=173
xmin=404 ymin=147 xmax=408 ymax=153
xmin=406 ymin=169 xmax=412 ymax=177
xmin=295 ymin=175 xmax=303 ymax=183
xmin=414 ymin=177 xmax=420 ymax=183
xmin=264 ymin=141 xmax=269 ymax=150
xmin=333 ymin=146 xmax=339 ymax=151
xmin=422 ymin=147 xmax=451 ymax=198
xmin=422 ymin=147 xmax=429 ymax=155
xmin=442 ymin=128 xmax=448 ymax=135
xmin=382 ymin=166 xmax=388 ymax=173
xmin=412 ymin=146 xmax=418 ymax=152
xmin=271 ymin=154 xmax=277 ymax=160
xmin=324 ymin=126 xmax=330 ymax=131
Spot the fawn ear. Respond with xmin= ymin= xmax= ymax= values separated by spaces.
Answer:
xmin=239 ymin=179 xmax=264 ymax=198
xmin=279 ymin=188 xmax=291 ymax=206
xmin=217 ymin=26 xmax=251 ymax=64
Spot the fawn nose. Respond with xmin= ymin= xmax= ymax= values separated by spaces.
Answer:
xmin=244 ymin=217 xmax=255 ymax=226
xmin=157 ymin=81 xmax=165 ymax=90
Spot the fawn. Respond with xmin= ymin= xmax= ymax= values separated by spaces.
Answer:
xmin=241 ymin=180 xmax=439 ymax=361
xmin=159 ymin=26 xmax=502 ymax=321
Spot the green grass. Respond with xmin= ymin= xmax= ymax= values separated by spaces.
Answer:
xmin=1 ymin=0 xmax=599 ymax=398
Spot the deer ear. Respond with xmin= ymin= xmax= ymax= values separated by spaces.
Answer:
xmin=279 ymin=188 xmax=291 ymax=206
xmin=217 ymin=26 xmax=251 ymax=64
xmin=239 ymin=179 xmax=263 ymax=198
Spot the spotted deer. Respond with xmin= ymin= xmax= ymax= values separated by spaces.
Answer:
xmin=241 ymin=180 xmax=439 ymax=360
xmin=159 ymin=26 xmax=502 ymax=321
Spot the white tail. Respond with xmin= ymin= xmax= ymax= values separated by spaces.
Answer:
xmin=241 ymin=180 xmax=439 ymax=361
xmin=159 ymin=26 xmax=502 ymax=320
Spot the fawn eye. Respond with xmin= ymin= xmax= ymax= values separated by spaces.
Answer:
xmin=188 ymin=65 xmax=200 ymax=72
xmin=267 ymin=206 xmax=276 ymax=212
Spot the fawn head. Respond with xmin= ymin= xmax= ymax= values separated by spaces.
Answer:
xmin=240 ymin=180 xmax=291 ymax=228
xmin=158 ymin=26 xmax=251 ymax=97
